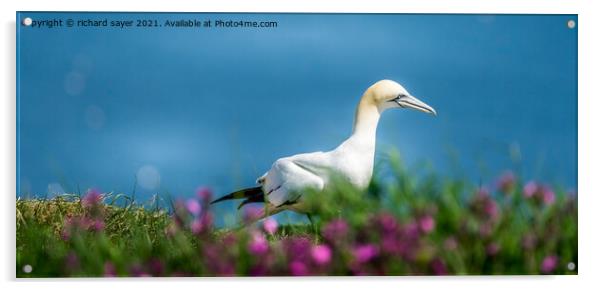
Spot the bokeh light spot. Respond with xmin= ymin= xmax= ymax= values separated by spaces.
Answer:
xmin=64 ymin=71 xmax=86 ymax=96
xmin=85 ymin=105 xmax=106 ymax=130
xmin=136 ymin=165 xmax=161 ymax=190
xmin=47 ymin=183 xmax=65 ymax=196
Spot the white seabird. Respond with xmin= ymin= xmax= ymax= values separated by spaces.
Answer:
xmin=211 ymin=80 xmax=436 ymax=221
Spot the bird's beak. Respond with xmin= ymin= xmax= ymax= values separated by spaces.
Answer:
xmin=396 ymin=95 xmax=437 ymax=115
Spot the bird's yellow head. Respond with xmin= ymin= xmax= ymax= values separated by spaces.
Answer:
xmin=364 ymin=79 xmax=437 ymax=115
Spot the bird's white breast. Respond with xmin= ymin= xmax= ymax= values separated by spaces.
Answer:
xmin=328 ymin=134 xmax=375 ymax=189
xmin=259 ymin=132 xmax=376 ymax=208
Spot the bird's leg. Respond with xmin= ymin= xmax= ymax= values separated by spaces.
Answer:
xmin=306 ymin=213 xmax=319 ymax=241
xmin=306 ymin=213 xmax=314 ymax=225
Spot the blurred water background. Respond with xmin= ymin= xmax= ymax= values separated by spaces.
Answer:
xmin=17 ymin=13 xmax=577 ymax=222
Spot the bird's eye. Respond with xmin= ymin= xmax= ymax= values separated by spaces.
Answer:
xmin=389 ymin=94 xmax=405 ymax=102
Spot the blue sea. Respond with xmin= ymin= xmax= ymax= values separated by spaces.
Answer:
xmin=17 ymin=13 xmax=577 ymax=220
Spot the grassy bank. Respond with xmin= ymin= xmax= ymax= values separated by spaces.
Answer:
xmin=16 ymin=162 xmax=577 ymax=277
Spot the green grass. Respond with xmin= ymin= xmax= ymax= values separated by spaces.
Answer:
xmin=16 ymin=159 xmax=577 ymax=277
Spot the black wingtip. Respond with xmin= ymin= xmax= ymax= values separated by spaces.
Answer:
xmin=210 ymin=186 xmax=264 ymax=206
xmin=210 ymin=194 xmax=232 ymax=205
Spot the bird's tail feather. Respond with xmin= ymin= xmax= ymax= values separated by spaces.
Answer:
xmin=210 ymin=186 xmax=264 ymax=205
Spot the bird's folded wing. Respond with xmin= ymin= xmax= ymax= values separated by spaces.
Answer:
xmin=260 ymin=152 xmax=329 ymax=207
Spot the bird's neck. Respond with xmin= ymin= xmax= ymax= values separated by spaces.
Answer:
xmin=333 ymin=97 xmax=379 ymax=189
xmin=351 ymin=96 xmax=381 ymax=140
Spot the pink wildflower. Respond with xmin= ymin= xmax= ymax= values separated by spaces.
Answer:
xmin=541 ymin=186 xmax=556 ymax=205
xmin=263 ymin=218 xmax=278 ymax=235
xmin=82 ymin=188 xmax=102 ymax=207
xmin=311 ymin=244 xmax=332 ymax=265
xmin=523 ymin=181 xmax=538 ymax=198
xmin=353 ymin=244 xmax=379 ymax=263
xmin=185 ymin=198 xmax=201 ymax=215
xmin=322 ymin=218 xmax=348 ymax=243
xmin=104 ymin=262 xmax=117 ymax=277
xmin=418 ymin=215 xmax=435 ymax=233
xmin=196 ymin=187 xmax=213 ymax=203
xmin=248 ymin=231 xmax=269 ymax=255
xmin=541 ymin=255 xmax=558 ymax=274
xmin=289 ymin=261 xmax=308 ymax=276
xmin=496 ymin=171 xmax=516 ymax=193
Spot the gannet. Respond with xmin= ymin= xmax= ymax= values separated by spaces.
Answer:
xmin=211 ymin=80 xmax=436 ymax=221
